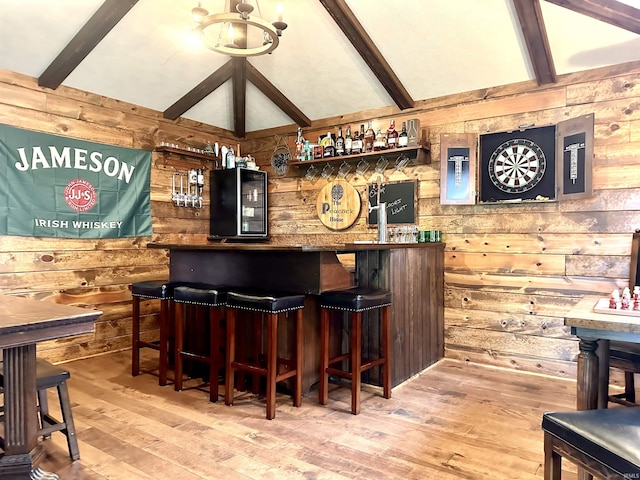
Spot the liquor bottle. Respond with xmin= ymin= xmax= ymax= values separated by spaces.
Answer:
xmin=295 ymin=126 xmax=305 ymax=161
xmin=302 ymin=140 xmax=312 ymax=161
xmin=226 ymin=146 xmax=236 ymax=169
xmin=322 ymin=132 xmax=336 ymax=158
xmin=344 ymin=125 xmax=353 ymax=155
xmin=364 ymin=121 xmax=375 ymax=153
xmin=374 ymin=129 xmax=386 ymax=151
xmin=314 ymin=136 xmax=324 ymax=159
xmin=352 ymin=124 xmax=364 ymax=155
xmin=398 ymin=121 xmax=408 ymax=148
xmin=335 ymin=126 xmax=345 ymax=156
xmin=386 ymin=119 xmax=398 ymax=149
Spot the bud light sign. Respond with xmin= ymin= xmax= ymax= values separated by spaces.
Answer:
xmin=0 ymin=124 xmax=152 ymax=238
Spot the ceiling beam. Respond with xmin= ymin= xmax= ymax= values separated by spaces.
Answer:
xmin=163 ymin=60 xmax=234 ymax=120
xmin=38 ymin=0 xmax=139 ymax=89
xmin=319 ymin=0 xmax=414 ymax=110
xmin=513 ymin=0 xmax=557 ymax=85
xmin=246 ymin=63 xmax=311 ymax=128
xmin=232 ymin=58 xmax=247 ymax=138
xmin=544 ymin=0 xmax=640 ymax=34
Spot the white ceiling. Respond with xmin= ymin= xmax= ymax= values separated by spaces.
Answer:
xmin=1 ymin=0 xmax=640 ymax=135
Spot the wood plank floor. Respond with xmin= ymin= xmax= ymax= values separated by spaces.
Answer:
xmin=26 ymin=351 xmax=585 ymax=479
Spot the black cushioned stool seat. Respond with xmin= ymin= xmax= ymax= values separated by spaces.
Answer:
xmin=173 ymin=285 xmax=227 ymax=402
xmin=1 ymin=358 xmax=80 ymax=461
xmin=542 ymin=407 xmax=640 ymax=479
xmin=224 ymin=290 xmax=305 ymax=420
xmin=131 ymin=279 xmax=178 ymax=385
xmin=609 ymin=340 xmax=640 ymax=406
xmin=319 ymin=286 xmax=392 ymax=415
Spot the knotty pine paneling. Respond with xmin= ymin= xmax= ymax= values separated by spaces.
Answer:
xmin=0 ymin=71 xmax=222 ymax=362
xmin=254 ymin=61 xmax=640 ymax=378
xmin=3 ymin=59 xmax=640 ymax=378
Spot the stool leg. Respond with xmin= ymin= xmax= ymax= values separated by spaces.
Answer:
xmin=351 ymin=312 xmax=362 ymax=415
xmin=251 ymin=312 xmax=262 ymax=395
xmin=174 ymin=302 xmax=185 ymax=392
xmin=625 ymin=371 xmax=636 ymax=403
xmin=158 ymin=299 xmax=170 ymax=386
xmin=224 ymin=309 xmax=237 ymax=406
xmin=381 ymin=305 xmax=392 ymax=399
xmin=319 ymin=308 xmax=330 ymax=406
xmin=131 ymin=296 xmax=141 ymax=377
xmin=266 ymin=313 xmax=278 ymax=420
xmin=294 ymin=308 xmax=303 ymax=408
xmin=209 ymin=307 xmax=221 ymax=402
xmin=36 ymin=388 xmax=49 ymax=438
xmin=57 ymin=382 xmax=80 ymax=461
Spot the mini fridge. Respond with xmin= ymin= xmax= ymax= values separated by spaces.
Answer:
xmin=209 ymin=168 xmax=268 ymax=239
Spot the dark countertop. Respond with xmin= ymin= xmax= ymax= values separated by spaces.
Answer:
xmin=147 ymin=241 xmax=444 ymax=252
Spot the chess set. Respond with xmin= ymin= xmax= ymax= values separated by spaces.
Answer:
xmin=593 ymin=286 xmax=640 ymax=317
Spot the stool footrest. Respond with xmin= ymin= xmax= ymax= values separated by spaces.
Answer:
xmin=136 ymin=340 xmax=160 ymax=351
xmin=178 ymin=351 xmax=211 ymax=364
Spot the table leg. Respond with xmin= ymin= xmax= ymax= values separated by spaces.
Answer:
xmin=576 ymin=337 xmax=599 ymax=480
xmin=595 ymin=339 xmax=610 ymax=409
xmin=0 ymin=345 xmax=59 ymax=480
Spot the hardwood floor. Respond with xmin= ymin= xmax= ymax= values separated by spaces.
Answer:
xmin=28 ymin=351 xmax=583 ymax=479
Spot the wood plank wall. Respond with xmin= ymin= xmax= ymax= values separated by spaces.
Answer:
xmin=1 ymin=58 xmax=640 ymax=380
xmin=242 ymin=60 xmax=640 ymax=380
xmin=0 ymin=69 xmax=236 ymax=362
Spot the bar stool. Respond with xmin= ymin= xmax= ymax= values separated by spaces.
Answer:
xmin=608 ymin=340 xmax=640 ymax=406
xmin=130 ymin=279 xmax=178 ymax=385
xmin=172 ymin=285 xmax=227 ymax=402
xmin=224 ymin=290 xmax=305 ymax=420
xmin=319 ymin=286 xmax=392 ymax=415
xmin=542 ymin=407 xmax=640 ymax=479
xmin=0 ymin=358 xmax=80 ymax=461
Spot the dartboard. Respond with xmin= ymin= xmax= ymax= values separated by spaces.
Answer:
xmin=488 ymin=138 xmax=546 ymax=193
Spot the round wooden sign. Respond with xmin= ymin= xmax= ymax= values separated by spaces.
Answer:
xmin=316 ymin=179 xmax=361 ymax=230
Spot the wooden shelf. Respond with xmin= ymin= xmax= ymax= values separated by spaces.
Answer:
xmin=154 ymin=145 xmax=217 ymax=162
xmin=289 ymin=144 xmax=430 ymax=167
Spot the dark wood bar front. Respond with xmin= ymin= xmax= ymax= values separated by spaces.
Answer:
xmin=148 ymin=242 xmax=444 ymax=390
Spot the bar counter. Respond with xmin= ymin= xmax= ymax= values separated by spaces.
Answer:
xmin=148 ymin=241 xmax=444 ymax=389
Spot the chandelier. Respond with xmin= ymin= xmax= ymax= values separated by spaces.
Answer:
xmin=191 ymin=1 xmax=287 ymax=57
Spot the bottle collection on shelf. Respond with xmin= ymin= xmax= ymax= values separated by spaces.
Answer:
xmin=294 ymin=118 xmax=418 ymax=162
xmin=161 ymin=140 xmax=259 ymax=209
xmin=159 ymin=140 xmax=257 ymax=170
xmin=608 ymin=286 xmax=640 ymax=311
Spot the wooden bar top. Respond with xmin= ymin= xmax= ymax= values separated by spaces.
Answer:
xmin=565 ymin=295 xmax=640 ymax=335
xmin=148 ymin=241 xmax=444 ymax=252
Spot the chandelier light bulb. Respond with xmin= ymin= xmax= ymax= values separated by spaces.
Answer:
xmin=191 ymin=2 xmax=208 ymax=23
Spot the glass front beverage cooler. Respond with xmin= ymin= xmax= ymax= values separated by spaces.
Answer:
xmin=209 ymin=168 xmax=268 ymax=239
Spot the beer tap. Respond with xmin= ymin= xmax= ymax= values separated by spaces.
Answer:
xmin=368 ymin=174 xmax=388 ymax=243
xmin=197 ymin=168 xmax=204 ymax=208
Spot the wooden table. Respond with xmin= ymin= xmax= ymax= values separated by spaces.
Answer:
xmin=0 ymin=294 xmax=101 ymax=480
xmin=565 ymin=295 xmax=640 ymax=411
xmin=565 ymin=295 xmax=640 ymax=480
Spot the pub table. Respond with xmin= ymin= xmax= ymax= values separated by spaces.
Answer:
xmin=564 ymin=294 xmax=640 ymax=480
xmin=0 ymin=294 xmax=101 ymax=480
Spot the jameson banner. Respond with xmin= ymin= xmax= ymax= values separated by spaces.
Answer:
xmin=0 ymin=124 xmax=152 ymax=238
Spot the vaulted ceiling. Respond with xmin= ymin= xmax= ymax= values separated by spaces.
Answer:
xmin=1 ymin=0 xmax=640 ymax=139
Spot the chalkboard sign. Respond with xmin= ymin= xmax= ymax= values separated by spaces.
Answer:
xmin=367 ymin=180 xmax=416 ymax=225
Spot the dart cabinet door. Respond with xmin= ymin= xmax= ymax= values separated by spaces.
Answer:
xmin=556 ymin=113 xmax=594 ymax=201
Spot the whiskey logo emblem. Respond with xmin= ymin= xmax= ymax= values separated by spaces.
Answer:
xmin=64 ymin=178 xmax=97 ymax=212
